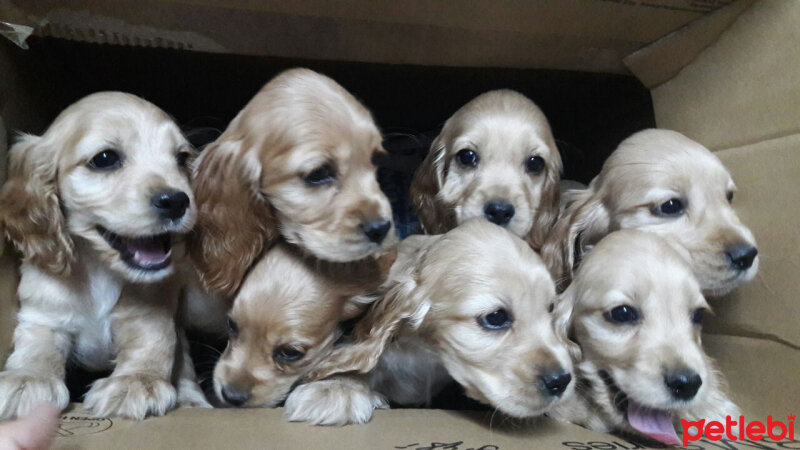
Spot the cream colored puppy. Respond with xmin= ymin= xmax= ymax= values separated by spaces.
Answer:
xmin=286 ymin=220 xmax=574 ymax=425
xmin=542 ymin=129 xmax=758 ymax=295
xmin=190 ymin=68 xmax=395 ymax=298
xmin=549 ymin=230 xmax=738 ymax=445
xmin=410 ymin=90 xmax=562 ymax=250
xmin=212 ymin=243 xmax=390 ymax=409
xmin=0 ymin=92 xmax=202 ymax=420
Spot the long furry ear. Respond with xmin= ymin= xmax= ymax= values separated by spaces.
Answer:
xmin=540 ymin=186 xmax=609 ymax=292
xmin=409 ymin=136 xmax=451 ymax=234
xmin=552 ymin=288 xmax=581 ymax=362
xmin=0 ymin=134 xmax=74 ymax=274
xmin=305 ymin=278 xmax=429 ymax=382
xmin=527 ymin=140 xmax=563 ymax=251
xmin=188 ymin=140 xmax=278 ymax=298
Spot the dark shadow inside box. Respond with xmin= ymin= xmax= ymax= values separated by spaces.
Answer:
xmin=5 ymin=36 xmax=654 ymax=410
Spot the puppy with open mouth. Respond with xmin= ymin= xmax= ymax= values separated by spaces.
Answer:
xmin=548 ymin=230 xmax=739 ymax=445
xmin=0 ymin=92 xmax=201 ymax=419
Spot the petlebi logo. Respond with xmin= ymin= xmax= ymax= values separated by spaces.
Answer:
xmin=680 ymin=414 xmax=796 ymax=447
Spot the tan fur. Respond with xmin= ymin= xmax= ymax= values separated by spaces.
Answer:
xmin=290 ymin=220 xmax=574 ymax=425
xmin=212 ymin=243 xmax=393 ymax=408
xmin=190 ymin=68 xmax=395 ymax=298
xmin=548 ymin=230 xmax=739 ymax=437
xmin=542 ymin=129 xmax=758 ymax=294
xmin=0 ymin=92 xmax=202 ymax=420
xmin=410 ymin=90 xmax=562 ymax=249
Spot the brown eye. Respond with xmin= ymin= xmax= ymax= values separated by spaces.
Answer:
xmin=176 ymin=151 xmax=191 ymax=168
xmin=88 ymin=149 xmax=122 ymax=170
xmin=526 ymin=155 xmax=545 ymax=174
xmin=305 ymin=164 xmax=336 ymax=186
xmin=653 ymin=198 xmax=685 ymax=217
xmin=456 ymin=149 xmax=479 ymax=168
xmin=227 ymin=317 xmax=239 ymax=338
xmin=726 ymin=191 xmax=734 ymax=203
xmin=273 ymin=346 xmax=305 ymax=363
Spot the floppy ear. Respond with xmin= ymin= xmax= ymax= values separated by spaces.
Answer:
xmin=409 ymin=136 xmax=451 ymax=234
xmin=188 ymin=139 xmax=279 ymax=298
xmin=0 ymin=134 xmax=74 ymax=274
xmin=527 ymin=140 xmax=563 ymax=251
xmin=552 ymin=288 xmax=582 ymax=362
xmin=539 ymin=186 xmax=609 ymax=292
xmin=305 ymin=278 xmax=429 ymax=382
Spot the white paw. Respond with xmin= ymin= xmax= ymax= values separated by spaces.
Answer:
xmin=284 ymin=378 xmax=388 ymax=426
xmin=84 ymin=374 xmax=177 ymax=419
xmin=0 ymin=370 xmax=69 ymax=420
xmin=176 ymin=379 xmax=212 ymax=409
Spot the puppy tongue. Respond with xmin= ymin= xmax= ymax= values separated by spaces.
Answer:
xmin=126 ymin=235 xmax=170 ymax=266
xmin=627 ymin=400 xmax=681 ymax=446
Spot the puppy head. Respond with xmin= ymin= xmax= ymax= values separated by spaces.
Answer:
xmin=546 ymin=129 xmax=757 ymax=295
xmin=212 ymin=244 xmax=351 ymax=408
xmin=563 ymin=230 xmax=724 ymax=441
xmin=410 ymin=90 xmax=562 ymax=247
xmin=191 ymin=68 xmax=395 ymax=296
xmin=309 ymin=220 xmax=573 ymax=418
xmin=0 ymin=92 xmax=195 ymax=282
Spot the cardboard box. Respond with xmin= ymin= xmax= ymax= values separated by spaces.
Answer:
xmin=1 ymin=1 xmax=797 ymax=448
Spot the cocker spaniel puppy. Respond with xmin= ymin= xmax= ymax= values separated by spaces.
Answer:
xmin=542 ymin=129 xmax=758 ymax=295
xmin=549 ymin=230 xmax=738 ymax=445
xmin=0 ymin=92 xmax=200 ymax=419
xmin=212 ymin=243 xmax=392 ymax=408
xmin=190 ymin=68 xmax=395 ymax=298
xmin=410 ymin=90 xmax=562 ymax=249
xmin=285 ymin=220 xmax=575 ymax=425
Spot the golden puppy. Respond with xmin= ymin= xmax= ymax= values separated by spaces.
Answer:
xmin=410 ymin=90 xmax=562 ymax=249
xmin=0 ymin=92 xmax=201 ymax=419
xmin=286 ymin=220 xmax=574 ymax=425
xmin=212 ymin=243 xmax=391 ymax=408
xmin=549 ymin=230 xmax=738 ymax=445
xmin=190 ymin=68 xmax=395 ymax=298
xmin=542 ymin=129 xmax=758 ymax=295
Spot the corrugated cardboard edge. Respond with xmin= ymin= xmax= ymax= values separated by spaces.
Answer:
xmin=623 ymin=0 xmax=755 ymax=89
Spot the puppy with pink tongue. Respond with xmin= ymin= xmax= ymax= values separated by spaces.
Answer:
xmin=548 ymin=230 xmax=739 ymax=445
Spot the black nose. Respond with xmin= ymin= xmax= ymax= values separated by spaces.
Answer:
xmin=221 ymin=385 xmax=251 ymax=407
xmin=151 ymin=190 xmax=190 ymax=220
xmin=483 ymin=201 xmax=515 ymax=226
xmin=361 ymin=219 xmax=391 ymax=244
xmin=725 ymin=244 xmax=758 ymax=270
xmin=539 ymin=370 xmax=572 ymax=397
xmin=664 ymin=369 xmax=702 ymax=401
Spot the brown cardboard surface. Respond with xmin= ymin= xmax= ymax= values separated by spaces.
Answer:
xmin=709 ymin=136 xmax=800 ymax=347
xmin=648 ymin=0 xmax=800 ymax=150
xmin=2 ymin=0 xmax=732 ymax=73
xmin=623 ymin=0 xmax=755 ymax=88
xmin=42 ymin=334 xmax=797 ymax=449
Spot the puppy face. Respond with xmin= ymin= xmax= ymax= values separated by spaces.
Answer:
xmin=191 ymin=68 xmax=395 ymax=296
xmin=212 ymin=244 xmax=353 ymax=408
xmin=421 ymin=221 xmax=574 ymax=417
xmin=549 ymin=129 xmax=757 ymax=295
xmin=0 ymin=92 xmax=195 ymax=282
xmin=564 ymin=230 xmax=721 ymax=439
xmin=309 ymin=220 xmax=574 ymax=418
xmin=411 ymin=90 xmax=561 ymax=248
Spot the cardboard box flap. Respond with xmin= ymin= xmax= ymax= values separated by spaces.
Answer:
xmin=2 ymin=0 xmax=733 ymax=73
xmin=644 ymin=0 xmax=800 ymax=150
xmin=623 ymin=0 xmax=755 ymax=89
xmin=707 ymin=134 xmax=800 ymax=347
